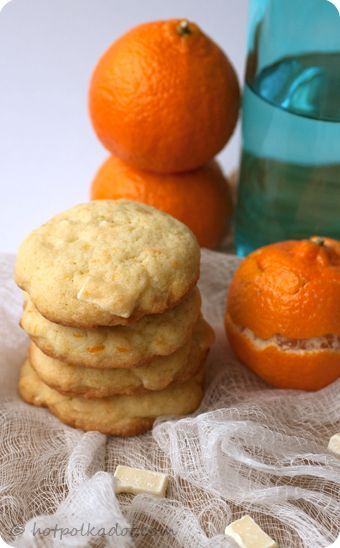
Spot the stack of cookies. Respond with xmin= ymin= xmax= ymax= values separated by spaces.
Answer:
xmin=16 ymin=200 xmax=214 ymax=436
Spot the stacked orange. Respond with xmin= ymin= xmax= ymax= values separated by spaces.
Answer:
xmin=88 ymin=19 xmax=240 ymax=248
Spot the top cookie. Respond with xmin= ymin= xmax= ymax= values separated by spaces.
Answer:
xmin=15 ymin=200 xmax=200 ymax=327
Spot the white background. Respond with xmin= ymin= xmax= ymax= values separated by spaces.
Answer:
xmin=0 ymin=0 xmax=248 ymax=252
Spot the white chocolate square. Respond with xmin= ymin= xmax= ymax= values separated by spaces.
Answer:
xmin=114 ymin=465 xmax=168 ymax=496
xmin=225 ymin=516 xmax=278 ymax=548
xmin=327 ymin=535 xmax=340 ymax=548
xmin=328 ymin=433 xmax=340 ymax=457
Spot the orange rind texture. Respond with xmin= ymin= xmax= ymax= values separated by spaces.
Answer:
xmin=89 ymin=19 xmax=240 ymax=173
xmin=225 ymin=238 xmax=340 ymax=390
xmin=227 ymin=239 xmax=340 ymax=339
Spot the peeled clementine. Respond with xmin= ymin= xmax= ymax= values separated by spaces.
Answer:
xmin=89 ymin=19 xmax=240 ymax=173
xmin=225 ymin=237 xmax=340 ymax=390
xmin=90 ymin=154 xmax=232 ymax=249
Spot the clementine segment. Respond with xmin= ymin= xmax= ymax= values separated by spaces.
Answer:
xmin=225 ymin=238 xmax=340 ymax=390
xmin=89 ymin=19 xmax=240 ymax=173
xmin=91 ymin=155 xmax=232 ymax=249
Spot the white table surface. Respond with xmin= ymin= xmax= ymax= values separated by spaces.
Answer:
xmin=0 ymin=0 xmax=248 ymax=253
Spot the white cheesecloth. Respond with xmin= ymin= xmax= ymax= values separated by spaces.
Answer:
xmin=0 ymin=250 xmax=339 ymax=547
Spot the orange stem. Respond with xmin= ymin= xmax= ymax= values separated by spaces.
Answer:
xmin=177 ymin=20 xmax=191 ymax=36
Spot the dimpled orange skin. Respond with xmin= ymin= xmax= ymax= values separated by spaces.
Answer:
xmin=225 ymin=238 xmax=340 ymax=390
xmin=90 ymin=155 xmax=233 ymax=249
xmin=227 ymin=238 xmax=340 ymax=339
xmin=89 ymin=19 xmax=240 ymax=173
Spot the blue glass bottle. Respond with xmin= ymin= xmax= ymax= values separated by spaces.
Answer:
xmin=235 ymin=0 xmax=340 ymax=256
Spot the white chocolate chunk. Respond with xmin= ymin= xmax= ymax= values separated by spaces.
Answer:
xmin=327 ymin=535 xmax=340 ymax=547
xmin=0 ymin=534 xmax=12 ymax=547
xmin=328 ymin=433 xmax=340 ymax=457
xmin=76 ymin=271 xmax=147 ymax=317
xmin=225 ymin=516 xmax=278 ymax=548
xmin=114 ymin=465 xmax=168 ymax=496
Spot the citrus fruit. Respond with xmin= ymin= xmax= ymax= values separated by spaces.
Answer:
xmin=225 ymin=237 xmax=340 ymax=390
xmin=90 ymin=154 xmax=232 ymax=249
xmin=89 ymin=19 xmax=240 ymax=173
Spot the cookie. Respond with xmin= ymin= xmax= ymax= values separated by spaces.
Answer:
xmin=29 ymin=319 xmax=214 ymax=397
xmin=15 ymin=200 xmax=200 ymax=327
xmin=18 ymin=360 xmax=204 ymax=436
xmin=21 ymin=288 xmax=201 ymax=369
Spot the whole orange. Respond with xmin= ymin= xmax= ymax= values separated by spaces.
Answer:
xmin=90 ymin=154 xmax=232 ymax=249
xmin=225 ymin=237 xmax=340 ymax=390
xmin=89 ymin=19 xmax=240 ymax=173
